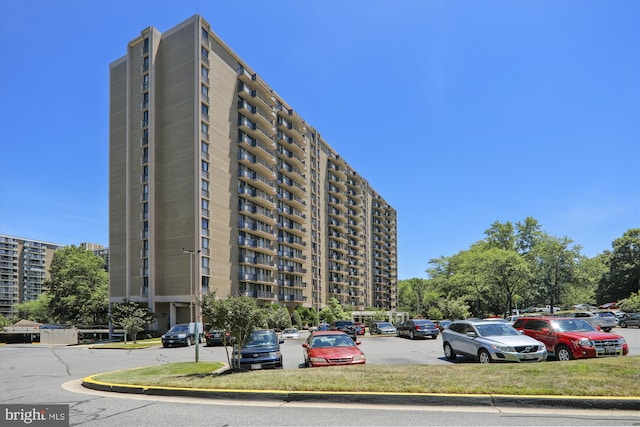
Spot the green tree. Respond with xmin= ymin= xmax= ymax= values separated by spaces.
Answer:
xmin=264 ymin=304 xmax=291 ymax=330
xmin=597 ymin=229 xmax=640 ymax=303
xmin=618 ymin=291 xmax=640 ymax=312
xmin=530 ymin=235 xmax=579 ymax=313
xmin=319 ymin=298 xmax=349 ymax=323
xmin=13 ymin=293 xmax=53 ymax=323
xmin=294 ymin=306 xmax=319 ymax=328
xmin=200 ymin=294 xmax=265 ymax=369
xmin=290 ymin=310 xmax=303 ymax=329
xmin=111 ymin=300 xmax=155 ymax=343
xmin=45 ymin=246 xmax=109 ymax=325
xmin=482 ymin=247 xmax=531 ymax=316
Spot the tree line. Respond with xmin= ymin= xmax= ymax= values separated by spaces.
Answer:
xmin=397 ymin=219 xmax=640 ymax=319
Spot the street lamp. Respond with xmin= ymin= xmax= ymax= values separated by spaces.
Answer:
xmin=180 ymin=247 xmax=201 ymax=362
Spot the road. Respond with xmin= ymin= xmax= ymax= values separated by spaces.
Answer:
xmin=0 ymin=328 xmax=639 ymax=426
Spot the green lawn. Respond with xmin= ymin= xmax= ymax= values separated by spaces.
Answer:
xmin=90 ymin=355 xmax=640 ymax=397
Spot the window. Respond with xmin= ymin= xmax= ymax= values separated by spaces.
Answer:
xmin=202 ymin=199 xmax=209 ymax=211
xmin=201 ymin=141 xmax=209 ymax=154
xmin=142 ymin=202 xmax=148 ymax=219
xmin=201 ymin=84 xmax=209 ymax=97
xmin=141 ymin=128 xmax=148 ymax=146
xmin=201 ymin=27 xmax=209 ymax=40
xmin=201 ymin=122 xmax=209 ymax=135
xmin=142 ymin=110 xmax=148 ymax=127
xmin=142 ymin=92 xmax=149 ymax=109
xmin=202 ymin=257 xmax=209 ymax=268
xmin=142 ymin=147 xmax=148 ymax=164
xmin=142 ymin=221 xmax=148 ymax=238
xmin=142 ymin=74 xmax=149 ymax=90
xmin=142 ymin=37 xmax=149 ymax=54
xmin=201 ymin=160 xmax=209 ymax=172
xmin=201 ymin=103 xmax=208 ymax=115
xmin=142 ymin=184 xmax=149 ymax=200
xmin=202 ymin=237 xmax=209 ymax=249
xmin=142 ymin=56 xmax=149 ymax=72
xmin=201 ymin=66 xmax=209 ymax=79
xmin=201 ymin=179 xmax=209 ymax=191
xmin=202 ymin=218 xmax=209 ymax=230
xmin=201 ymin=46 xmax=209 ymax=59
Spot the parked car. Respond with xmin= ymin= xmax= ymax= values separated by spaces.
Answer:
xmin=564 ymin=311 xmax=617 ymax=332
xmin=512 ymin=317 xmax=628 ymax=361
xmin=205 ymin=329 xmax=233 ymax=346
xmin=302 ymin=331 xmax=365 ymax=367
xmin=397 ymin=319 xmax=439 ymax=340
xmin=369 ymin=321 xmax=397 ymax=335
xmin=281 ymin=328 xmax=300 ymax=339
xmin=234 ymin=329 xmax=284 ymax=370
xmin=354 ymin=322 xmax=366 ymax=335
xmin=161 ymin=322 xmax=203 ymax=347
xmin=618 ymin=313 xmax=640 ymax=328
xmin=442 ymin=319 xmax=547 ymax=364
xmin=435 ymin=320 xmax=452 ymax=332
xmin=331 ymin=320 xmax=357 ymax=341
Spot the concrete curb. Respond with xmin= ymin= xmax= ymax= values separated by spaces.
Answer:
xmin=81 ymin=375 xmax=640 ymax=411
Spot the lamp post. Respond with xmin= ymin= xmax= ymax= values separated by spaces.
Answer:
xmin=180 ymin=247 xmax=201 ymax=362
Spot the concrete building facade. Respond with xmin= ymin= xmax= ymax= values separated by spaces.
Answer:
xmin=109 ymin=15 xmax=397 ymax=330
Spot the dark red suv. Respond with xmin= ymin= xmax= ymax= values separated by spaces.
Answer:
xmin=512 ymin=317 xmax=628 ymax=361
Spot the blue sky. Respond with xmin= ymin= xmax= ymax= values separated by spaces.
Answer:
xmin=0 ymin=0 xmax=638 ymax=280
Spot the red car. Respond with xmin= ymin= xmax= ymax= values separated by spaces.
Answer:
xmin=302 ymin=331 xmax=366 ymax=367
xmin=513 ymin=317 xmax=628 ymax=361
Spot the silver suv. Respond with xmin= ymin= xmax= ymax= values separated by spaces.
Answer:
xmin=442 ymin=319 xmax=547 ymax=364
xmin=565 ymin=312 xmax=617 ymax=332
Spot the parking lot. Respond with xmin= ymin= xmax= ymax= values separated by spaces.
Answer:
xmin=195 ymin=326 xmax=640 ymax=369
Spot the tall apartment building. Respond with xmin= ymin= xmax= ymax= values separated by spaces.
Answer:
xmin=0 ymin=235 xmax=64 ymax=317
xmin=109 ymin=15 xmax=397 ymax=330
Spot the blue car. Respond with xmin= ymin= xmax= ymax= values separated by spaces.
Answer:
xmin=235 ymin=329 xmax=284 ymax=370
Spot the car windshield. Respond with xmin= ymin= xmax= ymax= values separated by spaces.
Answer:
xmin=552 ymin=319 xmax=597 ymax=332
xmin=475 ymin=324 xmax=520 ymax=337
xmin=311 ymin=334 xmax=355 ymax=348
xmin=245 ymin=332 xmax=277 ymax=347
xmin=377 ymin=322 xmax=393 ymax=328
xmin=283 ymin=328 xmax=297 ymax=334
xmin=170 ymin=325 xmax=188 ymax=332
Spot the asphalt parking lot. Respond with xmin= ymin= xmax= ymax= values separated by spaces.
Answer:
xmin=196 ymin=326 xmax=640 ymax=369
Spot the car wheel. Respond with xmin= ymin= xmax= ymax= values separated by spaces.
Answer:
xmin=620 ymin=322 xmax=627 ymax=328
xmin=478 ymin=349 xmax=492 ymax=364
xmin=602 ymin=327 xmax=611 ymax=332
xmin=409 ymin=331 xmax=415 ymax=340
xmin=185 ymin=337 xmax=192 ymax=346
xmin=443 ymin=342 xmax=456 ymax=361
xmin=556 ymin=345 xmax=573 ymax=361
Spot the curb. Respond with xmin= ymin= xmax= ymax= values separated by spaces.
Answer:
xmin=81 ymin=375 xmax=640 ymax=411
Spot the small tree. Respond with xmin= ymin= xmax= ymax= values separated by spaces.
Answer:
xmin=201 ymin=294 xmax=265 ymax=370
xmin=111 ymin=300 xmax=154 ymax=343
xmin=291 ymin=310 xmax=303 ymax=329
xmin=264 ymin=304 xmax=291 ymax=330
xmin=319 ymin=297 xmax=349 ymax=323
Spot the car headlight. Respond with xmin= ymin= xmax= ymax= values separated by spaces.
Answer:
xmin=352 ymin=354 xmax=366 ymax=362
xmin=177 ymin=333 xmax=187 ymax=338
xmin=267 ymin=351 xmax=281 ymax=358
xmin=491 ymin=344 xmax=514 ymax=352
xmin=309 ymin=357 xmax=328 ymax=363
xmin=577 ymin=338 xmax=593 ymax=347
xmin=619 ymin=338 xmax=627 ymax=345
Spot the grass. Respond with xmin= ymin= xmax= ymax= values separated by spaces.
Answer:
xmin=89 ymin=338 xmax=161 ymax=349
xmin=90 ymin=355 xmax=640 ymax=397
